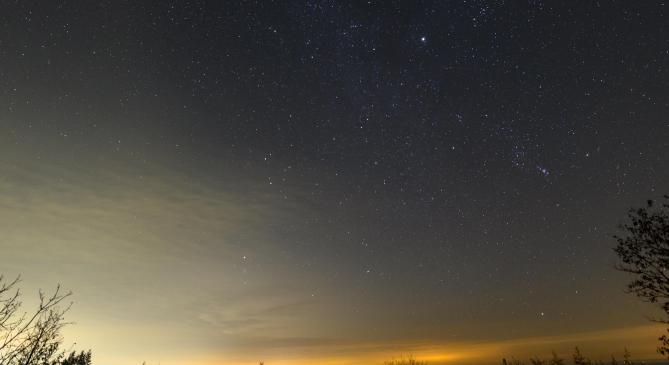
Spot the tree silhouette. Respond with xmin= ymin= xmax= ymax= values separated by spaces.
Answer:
xmin=0 ymin=275 xmax=87 ymax=365
xmin=502 ymin=349 xmax=633 ymax=365
xmin=614 ymin=196 xmax=669 ymax=356
xmin=58 ymin=351 xmax=92 ymax=365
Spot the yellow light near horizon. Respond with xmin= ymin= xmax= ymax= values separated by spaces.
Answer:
xmin=189 ymin=323 xmax=666 ymax=365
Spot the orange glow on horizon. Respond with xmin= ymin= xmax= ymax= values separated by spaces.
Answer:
xmin=187 ymin=323 xmax=667 ymax=365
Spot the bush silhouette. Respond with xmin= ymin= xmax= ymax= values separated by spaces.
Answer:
xmin=503 ymin=348 xmax=635 ymax=365
xmin=383 ymin=356 xmax=428 ymax=365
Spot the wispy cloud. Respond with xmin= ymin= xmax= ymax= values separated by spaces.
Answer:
xmin=0 ymin=156 xmax=320 ymax=363
xmin=0 ymin=155 xmax=664 ymax=365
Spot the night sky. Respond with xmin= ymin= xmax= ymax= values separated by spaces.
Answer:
xmin=1 ymin=1 xmax=669 ymax=365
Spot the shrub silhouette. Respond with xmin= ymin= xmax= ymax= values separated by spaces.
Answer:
xmin=383 ymin=355 xmax=428 ymax=365
xmin=549 ymin=350 xmax=565 ymax=365
xmin=503 ymin=348 xmax=635 ymax=365
xmin=573 ymin=347 xmax=592 ymax=365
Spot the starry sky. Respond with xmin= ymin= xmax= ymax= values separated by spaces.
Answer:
xmin=1 ymin=1 xmax=669 ymax=365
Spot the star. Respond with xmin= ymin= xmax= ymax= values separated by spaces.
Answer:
xmin=536 ymin=165 xmax=550 ymax=177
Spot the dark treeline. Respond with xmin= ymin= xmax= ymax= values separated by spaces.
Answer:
xmin=503 ymin=347 xmax=636 ymax=365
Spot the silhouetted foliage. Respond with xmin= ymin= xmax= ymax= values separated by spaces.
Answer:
xmin=0 ymin=275 xmax=89 ymax=365
xmin=549 ymin=351 xmax=565 ymax=365
xmin=383 ymin=356 xmax=427 ymax=365
xmin=530 ymin=356 xmax=546 ymax=365
xmin=622 ymin=348 xmax=632 ymax=365
xmin=503 ymin=349 xmax=634 ymax=365
xmin=614 ymin=196 xmax=669 ymax=356
xmin=504 ymin=358 xmax=525 ymax=365
xmin=573 ymin=347 xmax=591 ymax=365
xmin=57 ymin=351 xmax=92 ymax=365
xmin=660 ymin=331 xmax=669 ymax=358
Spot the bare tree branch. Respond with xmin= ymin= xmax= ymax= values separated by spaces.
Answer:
xmin=0 ymin=276 xmax=81 ymax=365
